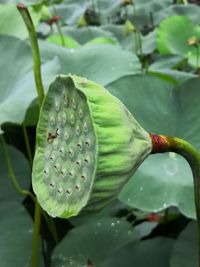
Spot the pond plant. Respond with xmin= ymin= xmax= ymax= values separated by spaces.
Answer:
xmin=1 ymin=1 xmax=200 ymax=267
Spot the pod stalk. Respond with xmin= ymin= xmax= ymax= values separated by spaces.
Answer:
xmin=150 ymin=134 xmax=200 ymax=267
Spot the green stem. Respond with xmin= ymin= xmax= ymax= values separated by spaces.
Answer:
xmin=150 ymin=134 xmax=200 ymax=267
xmin=17 ymin=4 xmax=45 ymax=267
xmin=22 ymin=124 xmax=33 ymax=165
xmin=55 ymin=21 xmax=66 ymax=47
xmin=0 ymin=135 xmax=35 ymax=201
xmin=17 ymin=3 xmax=45 ymax=108
xmin=31 ymin=201 xmax=41 ymax=267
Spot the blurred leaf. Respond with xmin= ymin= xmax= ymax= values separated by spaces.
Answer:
xmin=0 ymin=144 xmax=31 ymax=202
xmin=156 ymin=4 xmax=200 ymax=24
xmin=51 ymin=217 xmax=139 ymax=266
xmin=0 ymin=35 xmax=60 ymax=127
xmin=170 ymin=221 xmax=198 ymax=267
xmin=62 ymin=26 xmax=114 ymax=44
xmin=40 ymin=41 xmax=141 ymax=86
xmin=107 ymin=75 xmax=200 ymax=219
xmin=101 ymin=237 xmax=174 ymax=267
xmin=119 ymin=153 xmax=195 ymax=218
xmin=84 ymin=36 xmax=118 ymax=46
xmin=106 ymin=75 xmax=175 ymax=135
xmin=175 ymin=78 xmax=200 ymax=151
xmin=47 ymin=34 xmax=81 ymax=48
xmin=0 ymin=201 xmax=44 ymax=267
xmin=0 ymin=4 xmax=40 ymax=39
xmin=157 ymin=16 xmax=200 ymax=67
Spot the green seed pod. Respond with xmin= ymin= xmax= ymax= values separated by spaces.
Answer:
xmin=32 ymin=74 xmax=152 ymax=218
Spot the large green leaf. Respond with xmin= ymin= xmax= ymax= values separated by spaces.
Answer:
xmin=175 ymin=78 xmax=200 ymax=151
xmin=0 ymin=35 xmax=60 ymax=127
xmin=51 ymin=217 xmax=139 ymax=266
xmin=0 ymin=144 xmax=31 ymax=202
xmin=40 ymin=41 xmax=141 ymax=86
xmin=62 ymin=26 xmax=115 ymax=45
xmin=101 ymin=237 xmax=174 ymax=267
xmin=47 ymin=34 xmax=81 ymax=48
xmin=170 ymin=221 xmax=198 ymax=267
xmin=107 ymin=75 xmax=200 ymax=218
xmin=107 ymin=75 xmax=176 ymax=135
xmin=0 ymin=201 xmax=44 ymax=267
xmin=157 ymin=16 xmax=200 ymax=67
xmin=156 ymin=4 xmax=200 ymax=24
xmin=119 ymin=153 xmax=195 ymax=218
xmin=0 ymin=4 xmax=40 ymax=39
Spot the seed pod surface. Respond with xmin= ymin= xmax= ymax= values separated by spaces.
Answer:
xmin=32 ymin=74 xmax=152 ymax=218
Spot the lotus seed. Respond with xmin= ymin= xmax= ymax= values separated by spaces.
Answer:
xmin=84 ymin=155 xmax=90 ymax=165
xmin=77 ymin=142 xmax=82 ymax=149
xmin=83 ymin=122 xmax=88 ymax=132
xmin=44 ymin=168 xmax=49 ymax=177
xmin=79 ymin=109 xmax=83 ymax=118
xmin=75 ymin=125 xmax=80 ymax=135
xmin=72 ymin=98 xmax=76 ymax=109
xmin=49 ymin=181 xmax=55 ymax=189
xmin=70 ymin=114 xmax=75 ymax=125
xmin=60 ymin=168 xmax=67 ymax=177
xmin=53 ymin=139 xmax=59 ymax=149
xmin=64 ymin=131 xmax=69 ymax=140
xmin=81 ymin=174 xmax=86 ymax=180
xmin=75 ymin=184 xmax=80 ymax=190
xmin=66 ymin=189 xmax=72 ymax=195
xmin=68 ymin=169 xmax=74 ymax=177
xmin=62 ymin=113 xmax=67 ymax=124
xmin=68 ymin=149 xmax=74 ymax=157
xmin=50 ymin=116 xmax=55 ymax=125
xmin=85 ymin=139 xmax=90 ymax=147
xmin=76 ymin=159 xmax=82 ymax=167
xmin=50 ymin=154 xmax=56 ymax=162
xmin=63 ymin=95 xmax=69 ymax=105
xmin=54 ymin=163 xmax=60 ymax=171
xmin=55 ymin=100 xmax=60 ymax=112
xmin=44 ymin=149 xmax=51 ymax=159
xmin=57 ymin=187 xmax=63 ymax=196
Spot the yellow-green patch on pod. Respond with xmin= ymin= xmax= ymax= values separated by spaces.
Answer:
xmin=32 ymin=74 xmax=152 ymax=218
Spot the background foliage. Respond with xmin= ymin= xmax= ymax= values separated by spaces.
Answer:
xmin=0 ymin=0 xmax=200 ymax=266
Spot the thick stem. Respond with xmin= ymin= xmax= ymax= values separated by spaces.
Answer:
xmin=31 ymin=201 xmax=41 ymax=267
xmin=17 ymin=4 xmax=45 ymax=267
xmin=150 ymin=134 xmax=200 ymax=267
xmin=17 ymin=3 xmax=44 ymax=108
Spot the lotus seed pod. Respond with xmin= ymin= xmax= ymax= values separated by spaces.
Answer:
xmin=32 ymin=74 xmax=152 ymax=218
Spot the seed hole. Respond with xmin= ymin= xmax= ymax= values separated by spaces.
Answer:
xmin=44 ymin=169 xmax=49 ymax=176
xmin=79 ymin=109 xmax=83 ymax=118
xmin=64 ymin=95 xmax=69 ymax=105
xmin=76 ymin=160 xmax=81 ymax=167
xmin=50 ymin=154 xmax=55 ymax=162
xmin=81 ymin=175 xmax=86 ymax=180
xmin=49 ymin=181 xmax=55 ymax=189
xmin=66 ymin=189 xmax=71 ymax=195
xmin=68 ymin=149 xmax=74 ymax=157
xmin=75 ymin=126 xmax=80 ymax=135
xmin=77 ymin=143 xmax=82 ymax=149
xmin=75 ymin=184 xmax=80 ymax=190
xmin=72 ymin=98 xmax=76 ymax=109
xmin=84 ymin=157 xmax=90 ymax=165
xmin=85 ymin=140 xmax=90 ymax=147
xmin=70 ymin=114 xmax=75 ymax=125
xmin=57 ymin=187 xmax=63 ymax=195
xmin=83 ymin=122 xmax=88 ymax=132
xmin=68 ymin=170 xmax=74 ymax=177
